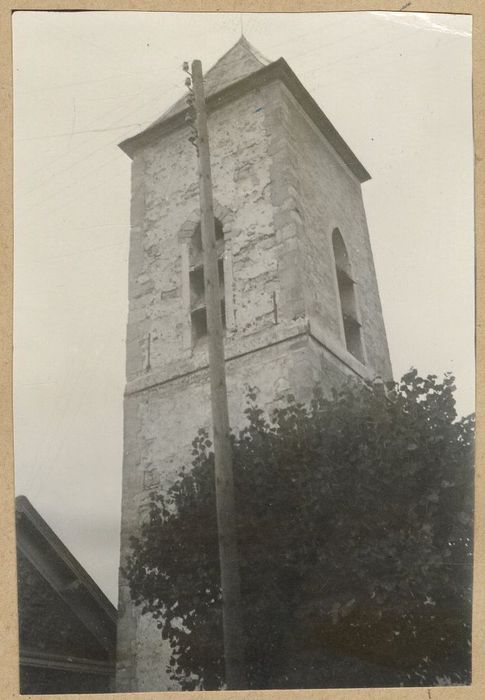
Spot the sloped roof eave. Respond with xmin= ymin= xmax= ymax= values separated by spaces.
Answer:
xmin=15 ymin=495 xmax=117 ymax=624
xmin=119 ymin=58 xmax=371 ymax=184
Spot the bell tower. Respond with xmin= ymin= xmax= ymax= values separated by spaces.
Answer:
xmin=116 ymin=36 xmax=392 ymax=691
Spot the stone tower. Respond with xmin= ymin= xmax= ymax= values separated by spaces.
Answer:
xmin=116 ymin=37 xmax=392 ymax=691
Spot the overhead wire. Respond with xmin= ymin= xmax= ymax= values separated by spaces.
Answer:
xmin=16 ymin=17 xmax=358 ymax=210
xmin=16 ymin=121 xmax=154 ymax=141
xmin=16 ymin=73 xmax=184 ymax=207
xmin=15 ymin=72 xmax=180 ymax=192
xmin=15 ymin=22 xmax=376 ymax=209
xmin=14 ymin=20 xmax=233 ymax=189
xmin=16 ymin=20 xmax=445 ymax=225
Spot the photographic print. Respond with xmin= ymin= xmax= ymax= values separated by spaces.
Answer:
xmin=12 ymin=9 xmax=474 ymax=694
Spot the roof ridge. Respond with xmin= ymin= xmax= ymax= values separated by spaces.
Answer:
xmin=236 ymin=35 xmax=270 ymax=67
xmin=149 ymin=36 xmax=272 ymax=130
xmin=204 ymin=35 xmax=268 ymax=78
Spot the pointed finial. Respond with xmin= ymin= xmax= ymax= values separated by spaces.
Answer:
xmin=240 ymin=13 xmax=244 ymax=38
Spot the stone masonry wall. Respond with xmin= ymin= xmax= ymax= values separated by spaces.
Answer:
xmin=121 ymin=332 xmax=316 ymax=691
xmin=274 ymin=82 xmax=392 ymax=381
xmin=117 ymin=77 xmax=392 ymax=691
xmin=118 ymin=83 xmax=306 ymax=690
xmin=125 ymin=86 xmax=279 ymax=385
xmin=119 ymin=331 xmax=363 ymax=691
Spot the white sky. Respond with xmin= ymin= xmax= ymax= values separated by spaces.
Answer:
xmin=13 ymin=11 xmax=474 ymax=604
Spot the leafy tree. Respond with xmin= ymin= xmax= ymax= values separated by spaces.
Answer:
xmin=124 ymin=370 xmax=474 ymax=690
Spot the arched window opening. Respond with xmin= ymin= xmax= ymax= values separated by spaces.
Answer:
xmin=189 ymin=220 xmax=225 ymax=342
xmin=332 ymin=228 xmax=364 ymax=363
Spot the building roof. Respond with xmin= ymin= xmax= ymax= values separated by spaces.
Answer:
xmin=16 ymin=495 xmax=117 ymax=653
xmin=119 ymin=36 xmax=370 ymax=183
xmin=155 ymin=35 xmax=270 ymax=125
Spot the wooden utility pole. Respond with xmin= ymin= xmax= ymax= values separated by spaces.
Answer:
xmin=189 ymin=59 xmax=246 ymax=690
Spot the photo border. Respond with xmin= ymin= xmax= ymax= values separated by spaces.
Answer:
xmin=1 ymin=2 xmax=482 ymax=699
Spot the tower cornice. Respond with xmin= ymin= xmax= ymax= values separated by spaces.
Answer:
xmin=124 ymin=318 xmax=373 ymax=399
xmin=119 ymin=58 xmax=371 ymax=184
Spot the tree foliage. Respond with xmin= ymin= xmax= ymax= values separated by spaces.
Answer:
xmin=124 ymin=370 xmax=474 ymax=690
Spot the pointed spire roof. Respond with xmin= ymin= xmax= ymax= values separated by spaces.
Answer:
xmin=150 ymin=36 xmax=270 ymax=128
xmin=119 ymin=37 xmax=370 ymax=183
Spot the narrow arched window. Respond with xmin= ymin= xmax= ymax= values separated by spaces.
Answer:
xmin=332 ymin=228 xmax=364 ymax=363
xmin=189 ymin=219 xmax=225 ymax=342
